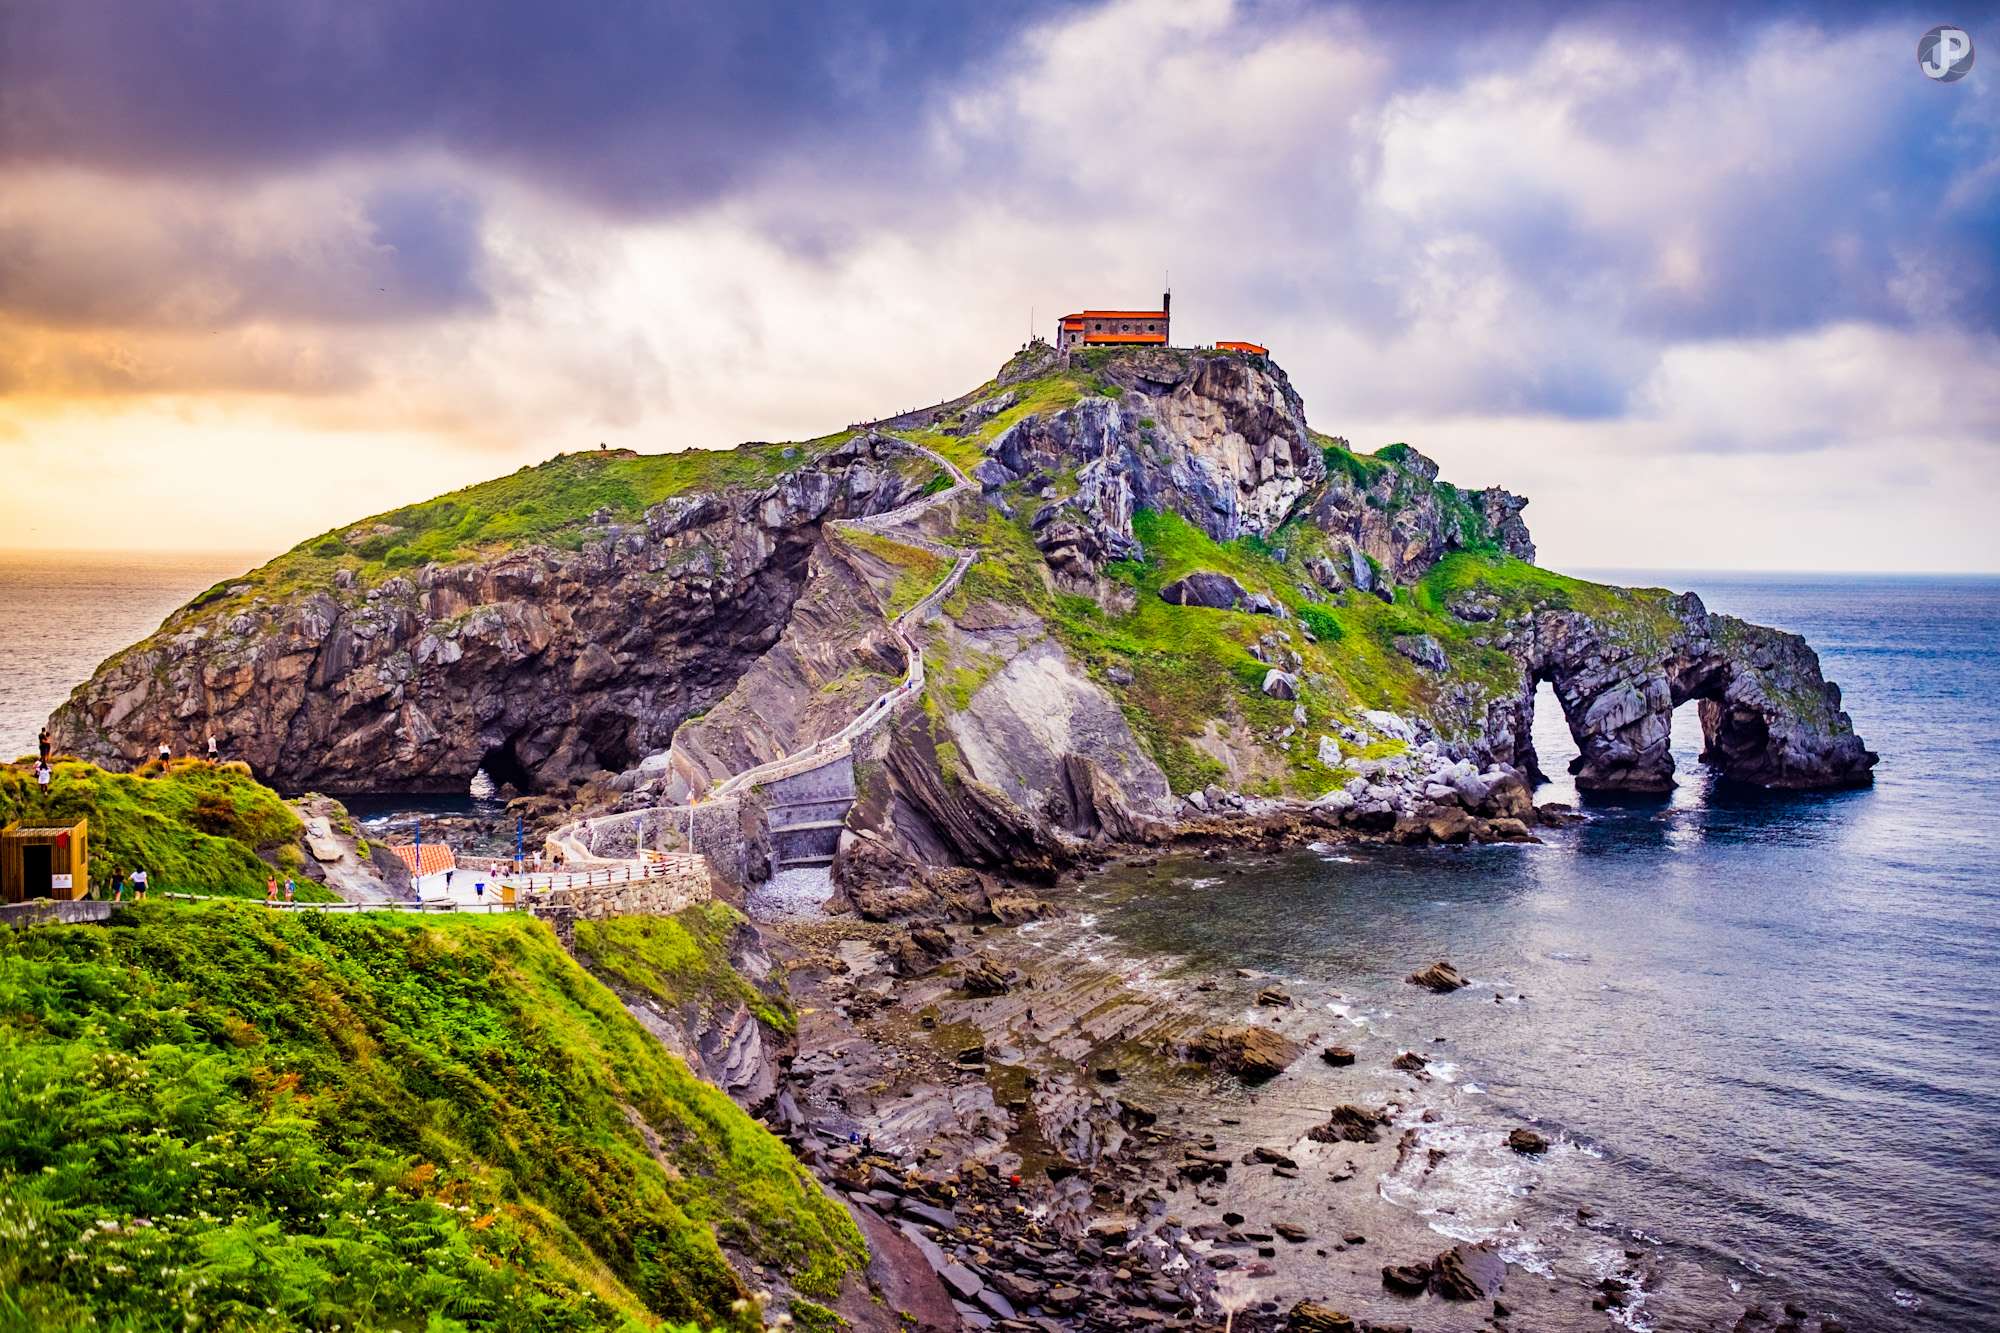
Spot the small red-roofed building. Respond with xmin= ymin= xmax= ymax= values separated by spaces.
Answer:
xmin=1216 ymin=340 xmax=1267 ymax=355
xmin=1058 ymin=293 xmax=1170 ymax=348
xmin=390 ymin=842 xmax=458 ymax=898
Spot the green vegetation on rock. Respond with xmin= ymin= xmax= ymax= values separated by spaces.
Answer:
xmin=0 ymin=905 xmax=862 ymax=1332
xmin=574 ymin=906 xmax=795 ymax=1037
xmin=833 ymin=529 xmax=950 ymax=620
xmin=176 ymin=433 xmax=939 ymax=624
xmin=0 ymin=759 xmax=329 ymax=901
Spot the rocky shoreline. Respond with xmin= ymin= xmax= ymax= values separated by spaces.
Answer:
xmin=717 ymin=855 xmax=1852 ymax=1333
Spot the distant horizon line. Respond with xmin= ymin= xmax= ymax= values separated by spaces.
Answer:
xmin=0 ymin=546 xmax=1995 ymax=579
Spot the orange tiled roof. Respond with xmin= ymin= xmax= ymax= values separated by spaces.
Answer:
xmin=1217 ymin=340 xmax=1268 ymax=355
xmin=390 ymin=843 xmax=458 ymax=876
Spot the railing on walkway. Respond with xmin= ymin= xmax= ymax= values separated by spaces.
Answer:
xmin=147 ymin=850 xmax=709 ymax=916
xmin=160 ymin=892 xmax=532 ymax=915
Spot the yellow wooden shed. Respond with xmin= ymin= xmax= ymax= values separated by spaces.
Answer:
xmin=2 ymin=819 xmax=90 ymax=902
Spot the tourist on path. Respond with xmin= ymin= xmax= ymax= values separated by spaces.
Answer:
xmin=474 ymin=876 xmax=487 ymax=906
xmin=131 ymin=868 xmax=147 ymax=900
xmin=110 ymin=871 xmax=123 ymax=903
xmin=266 ymin=875 xmax=278 ymax=904
xmin=282 ymin=876 xmax=295 ymax=903
xmin=207 ymin=734 xmax=219 ymax=762
xmin=157 ymin=741 xmax=172 ymax=766
xmin=36 ymin=761 xmax=51 ymax=796
xmin=38 ymin=726 xmax=51 ymax=761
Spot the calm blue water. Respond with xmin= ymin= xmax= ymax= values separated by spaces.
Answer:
xmin=1083 ymin=572 xmax=2000 ymax=1329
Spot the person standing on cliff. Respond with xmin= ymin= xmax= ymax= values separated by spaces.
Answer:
xmin=35 ymin=761 xmax=51 ymax=798
xmin=38 ymin=726 xmax=51 ymax=762
xmin=207 ymin=733 xmax=219 ymax=763
xmin=157 ymin=740 xmax=172 ymax=768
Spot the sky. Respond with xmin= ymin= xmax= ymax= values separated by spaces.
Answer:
xmin=0 ymin=0 xmax=1995 ymax=571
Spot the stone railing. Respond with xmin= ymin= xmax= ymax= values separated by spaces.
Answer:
xmin=537 ymin=857 xmax=712 ymax=921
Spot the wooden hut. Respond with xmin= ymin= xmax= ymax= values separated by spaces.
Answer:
xmin=2 ymin=819 xmax=90 ymax=902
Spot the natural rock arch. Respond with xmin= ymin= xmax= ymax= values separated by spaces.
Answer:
xmin=1509 ymin=594 xmax=1875 ymax=792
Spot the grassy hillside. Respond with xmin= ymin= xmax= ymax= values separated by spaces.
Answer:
xmin=0 ymin=904 xmax=862 ymax=1332
xmin=166 ymin=434 xmax=943 ymax=628
xmin=0 ymin=759 xmax=333 ymax=901
xmin=575 ymin=907 xmax=794 ymax=1038
xmin=938 ymin=502 xmax=1683 ymax=796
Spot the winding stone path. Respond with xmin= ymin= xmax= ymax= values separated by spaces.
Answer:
xmin=551 ymin=441 xmax=975 ymax=865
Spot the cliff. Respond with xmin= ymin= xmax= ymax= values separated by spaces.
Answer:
xmin=51 ymin=434 xmax=942 ymax=792
xmin=49 ymin=345 xmax=1874 ymax=879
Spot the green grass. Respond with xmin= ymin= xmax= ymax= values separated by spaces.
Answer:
xmin=0 ymin=760 xmax=330 ymax=901
xmin=167 ymin=434 xmax=923 ymax=625
xmin=933 ymin=504 xmax=1654 ymax=796
xmin=573 ymin=906 xmax=795 ymax=1037
xmin=0 ymin=905 xmax=864 ymax=1332
xmin=832 ymin=530 xmax=949 ymax=619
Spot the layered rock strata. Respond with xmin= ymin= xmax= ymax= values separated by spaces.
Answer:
xmin=50 ymin=435 xmax=938 ymax=792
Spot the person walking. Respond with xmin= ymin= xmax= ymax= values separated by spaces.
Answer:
xmin=207 ymin=733 xmax=219 ymax=762
xmin=282 ymin=876 xmax=295 ymax=903
xmin=35 ymin=761 xmax=51 ymax=797
xmin=474 ymin=876 xmax=487 ymax=907
xmin=131 ymin=868 xmax=147 ymax=900
xmin=157 ymin=740 xmax=172 ymax=767
xmin=111 ymin=871 xmax=124 ymax=903
xmin=266 ymin=875 xmax=278 ymax=904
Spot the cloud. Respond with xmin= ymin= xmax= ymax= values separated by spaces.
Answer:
xmin=0 ymin=0 xmax=1996 ymax=568
xmin=0 ymin=0 xmax=1077 ymax=210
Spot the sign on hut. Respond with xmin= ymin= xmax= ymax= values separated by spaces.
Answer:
xmin=2 ymin=819 xmax=90 ymax=902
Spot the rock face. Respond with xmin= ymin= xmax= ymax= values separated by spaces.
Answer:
xmin=1482 ymin=596 xmax=1877 ymax=792
xmin=49 ymin=435 xmax=938 ymax=793
xmin=47 ymin=344 xmax=1874 ymax=840
xmin=1159 ymin=571 xmax=1249 ymax=610
xmin=982 ymin=350 xmax=1321 ymax=556
xmin=665 ymin=531 xmax=908 ymax=792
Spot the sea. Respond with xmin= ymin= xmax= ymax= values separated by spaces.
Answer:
xmin=3 ymin=551 xmax=1995 ymax=1329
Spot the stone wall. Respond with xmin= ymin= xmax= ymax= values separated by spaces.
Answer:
xmin=540 ymin=864 xmax=713 ymax=921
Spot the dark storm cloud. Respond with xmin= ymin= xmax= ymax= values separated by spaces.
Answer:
xmin=0 ymin=0 xmax=1077 ymax=211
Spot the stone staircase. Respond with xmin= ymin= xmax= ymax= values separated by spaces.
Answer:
xmin=763 ymin=755 xmax=856 ymax=870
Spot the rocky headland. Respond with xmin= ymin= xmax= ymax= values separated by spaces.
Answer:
xmin=34 ymin=340 xmax=1880 ymax=1333
xmin=52 ymin=343 xmax=1872 ymax=891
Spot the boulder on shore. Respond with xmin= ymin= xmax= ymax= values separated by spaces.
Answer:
xmin=1188 ymin=1025 xmax=1303 ymax=1079
xmin=962 ymin=957 xmax=1012 ymax=997
xmin=1507 ymin=1127 xmax=1549 ymax=1154
xmin=1406 ymin=961 xmax=1468 ymax=993
xmin=1320 ymin=1046 xmax=1356 ymax=1067
xmin=1308 ymin=1104 xmax=1387 ymax=1144
xmin=1430 ymin=1243 xmax=1505 ymax=1300
xmin=1285 ymin=1300 xmax=1357 ymax=1333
